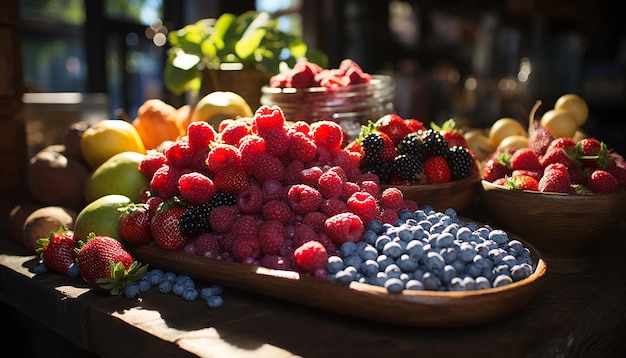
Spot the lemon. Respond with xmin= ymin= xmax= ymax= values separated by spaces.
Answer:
xmin=84 ymin=151 xmax=148 ymax=203
xmin=540 ymin=108 xmax=578 ymax=138
xmin=73 ymin=194 xmax=132 ymax=242
xmin=497 ymin=134 xmax=529 ymax=150
xmin=488 ymin=118 xmax=527 ymax=148
xmin=81 ymin=119 xmax=146 ymax=169
xmin=191 ymin=91 xmax=254 ymax=128
xmin=554 ymin=94 xmax=589 ymax=126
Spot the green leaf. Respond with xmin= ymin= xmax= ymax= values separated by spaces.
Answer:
xmin=236 ymin=28 xmax=267 ymax=60
xmin=164 ymin=58 xmax=201 ymax=95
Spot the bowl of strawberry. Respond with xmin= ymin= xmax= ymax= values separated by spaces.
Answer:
xmin=345 ymin=116 xmax=481 ymax=213
xmin=479 ymin=136 xmax=626 ymax=273
xmin=261 ymin=59 xmax=395 ymax=138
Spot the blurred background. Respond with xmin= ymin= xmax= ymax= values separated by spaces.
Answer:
xmin=20 ymin=0 xmax=626 ymax=154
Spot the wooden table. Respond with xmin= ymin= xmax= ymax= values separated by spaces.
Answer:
xmin=2 ymin=220 xmax=626 ymax=358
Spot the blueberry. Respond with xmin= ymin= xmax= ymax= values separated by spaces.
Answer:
xmin=359 ymin=245 xmax=379 ymax=261
xmin=406 ymin=240 xmax=424 ymax=259
xmin=384 ymin=264 xmax=403 ymax=279
xmin=148 ymin=272 xmax=163 ymax=286
xmin=360 ymin=259 xmax=379 ymax=277
xmin=138 ymin=279 xmax=152 ymax=293
xmin=511 ymin=263 xmax=532 ymax=281
xmin=455 ymin=227 xmax=472 ymax=242
xmin=501 ymin=255 xmax=517 ymax=267
xmin=425 ymin=252 xmax=445 ymax=272
xmin=382 ymin=241 xmax=403 ymax=259
xmin=493 ymin=274 xmax=513 ymax=287
xmin=508 ymin=240 xmax=525 ymax=256
xmin=363 ymin=229 xmax=379 ymax=245
xmin=422 ymin=272 xmax=441 ymax=290
xmin=343 ymin=254 xmax=363 ymax=269
xmin=489 ymin=229 xmax=509 ymax=245
xmin=182 ymin=288 xmax=198 ymax=301
xmin=439 ymin=265 xmax=457 ymax=284
xmin=123 ymin=284 xmax=140 ymax=299
xmin=33 ymin=261 xmax=48 ymax=274
xmin=398 ymin=209 xmax=414 ymax=221
xmin=163 ymin=271 xmax=177 ymax=282
xmin=326 ymin=255 xmax=344 ymax=273
xmin=434 ymin=232 xmax=454 ymax=248
xmin=412 ymin=210 xmax=428 ymax=222
xmin=375 ymin=235 xmax=392 ymax=251
xmin=384 ymin=278 xmax=404 ymax=293
xmin=475 ymin=243 xmax=489 ymax=257
xmin=397 ymin=227 xmax=413 ymax=242
xmin=67 ymin=262 xmax=80 ymax=278
xmin=366 ymin=219 xmax=384 ymax=234
xmin=158 ymin=280 xmax=173 ymax=294
xmin=172 ymin=282 xmax=186 ymax=296
xmin=458 ymin=242 xmax=475 ymax=262
xmin=417 ymin=220 xmax=432 ymax=232
xmin=396 ymin=254 xmax=419 ymax=272
xmin=376 ymin=254 xmax=395 ymax=271
xmin=464 ymin=262 xmax=482 ymax=278
xmin=175 ymin=274 xmax=193 ymax=284
xmin=475 ymin=276 xmax=491 ymax=290
xmin=443 ymin=208 xmax=458 ymax=221
xmin=440 ymin=247 xmax=457 ymax=263
xmin=449 ymin=277 xmax=465 ymax=291
xmin=340 ymin=241 xmax=358 ymax=257
xmin=405 ymin=279 xmax=425 ymax=291
xmin=462 ymin=276 xmax=477 ymax=291
xmin=488 ymin=248 xmax=506 ymax=265
xmin=207 ymin=295 xmax=224 ymax=309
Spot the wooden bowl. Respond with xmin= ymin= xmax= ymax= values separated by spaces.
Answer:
xmin=132 ymin=234 xmax=546 ymax=328
xmin=383 ymin=172 xmax=480 ymax=213
xmin=479 ymin=180 xmax=626 ymax=273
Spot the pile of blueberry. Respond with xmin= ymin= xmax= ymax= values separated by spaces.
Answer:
xmin=124 ymin=268 xmax=225 ymax=308
xmin=326 ymin=206 xmax=534 ymax=293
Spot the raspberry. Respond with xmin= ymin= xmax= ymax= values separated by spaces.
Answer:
xmin=178 ymin=172 xmax=216 ymax=205
xmin=258 ymin=220 xmax=286 ymax=255
xmin=253 ymin=105 xmax=285 ymax=133
xmin=288 ymin=184 xmax=323 ymax=215
xmin=324 ymin=212 xmax=364 ymax=244
xmin=261 ymin=127 xmax=290 ymax=157
xmin=287 ymin=121 xmax=311 ymax=136
xmin=195 ymin=233 xmax=220 ymax=258
xmin=357 ymin=172 xmax=380 ymax=186
xmin=360 ymin=180 xmax=380 ymax=199
xmin=346 ymin=191 xmax=378 ymax=223
xmin=321 ymin=198 xmax=348 ymax=217
xmin=315 ymin=232 xmax=339 ymax=256
xmin=186 ymin=121 xmax=216 ymax=150
xmin=380 ymin=187 xmax=404 ymax=210
xmin=260 ymin=254 xmax=293 ymax=270
xmin=164 ymin=140 xmax=193 ymax=168
xmin=239 ymin=134 xmax=266 ymax=172
xmin=294 ymin=240 xmax=328 ymax=273
xmin=284 ymin=160 xmax=305 ymax=185
xmin=207 ymin=143 xmax=242 ymax=173
xmin=220 ymin=232 xmax=236 ymax=253
xmin=188 ymin=146 xmax=211 ymax=175
xmin=151 ymin=165 xmax=191 ymax=199
xmin=377 ymin=208 xmax=399 ymax=225
xmin=236 ymin=185 xmax=264 ymax=214
xmin=299 ymin=166 xmax=324 ymax=188
xmin=252 ymin=153 xmax=285 ymax=182
xmin=311 ymin=121 xmax=344 ymax=150
xmin=292 ymin=223 xmax=319 ymax=247
xmin=288 ymin=131 xmax=318 ymax=162
xmin=261 ymin=200 xmax=293 ymax=223
xmin=139 ymin=150 xmax=166 ymax=179
xmin=209 ymin=206 xmax=236 ymax=233
xmin=231 ymin=214 xmax=259 ymax=239
xmin=213 ymin=165 xmax=250 ymax=194
xmin=402 ymin=199 xmax=419 ymax=212
xmin=341 ymin=181 xmax=360 ymax=201
xmin=302 ymin=211 xmax=328 ymax=233
xmin=261 ymin=178 xmax=286 ymax=202
xmin=232 ymin=236 xmax=261 ymax=261
xmin=317 ymin=170 xmax=343 ymax=199
xmin=218 ymin=120 xmax=251 ymax=146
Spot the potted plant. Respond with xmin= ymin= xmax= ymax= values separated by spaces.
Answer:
xmin=164 ymin=10 xmax=327 ymax=108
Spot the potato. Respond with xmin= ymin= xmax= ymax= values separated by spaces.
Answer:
xmin=22 ymin=206 xmax=77 ymax=253
xmin=28 ymin=145 xmax=90 ymax=212
xmin=7 ymin=203 xmax=43 ymax=245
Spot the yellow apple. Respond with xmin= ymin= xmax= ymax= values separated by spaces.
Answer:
xmin=488 ymin=118 xmax=527 ymax=148
xmin=540 ymin=108 xmax=578 ymax=138
xmin=81 ymin=119 xmax=146 ymax=169
xmin=191 ymin=91 xmax=254 ymax=128
xmin=554 ymin=94 xmax=588 ymax=126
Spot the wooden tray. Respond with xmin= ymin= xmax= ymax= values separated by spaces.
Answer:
xmin=131 ymin=237 xmax=547 ymax=328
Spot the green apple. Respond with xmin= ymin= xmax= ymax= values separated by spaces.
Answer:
xmin=84 ymin=151 xmax=148 ymax=204
xmin=73 ymin=194 xmax=132 ymax=242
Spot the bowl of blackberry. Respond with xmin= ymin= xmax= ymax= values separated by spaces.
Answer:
xmin=479 ymin=132 xmax=626 ymax=273
xmin=346 ymin=116 xmax=481 ymax=213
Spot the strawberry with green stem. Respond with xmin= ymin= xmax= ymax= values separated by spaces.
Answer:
xmin=431 ymin=118 xmax=468 ymax=149
xmin=76 ymin=233 xmax=148 ymax=295
xmin=36 ymin=226 xmax=77 ymax=275
xmin=150 ymin=198 xmax=189 ymax=251
xmin=118 ymin=203 xmax=152 ymax=246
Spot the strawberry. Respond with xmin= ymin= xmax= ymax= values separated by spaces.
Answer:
xmin=431 ymin=118 xmax=468 ymax=148
xmin=150 ymin=200 xmax=188 ymax=251
xmin=423 ymin=156 xmax=451 ymax=183
xmin=587 ymin=170 xmax=619 ymax=193
xmin=575 ymin=137 xmax=610 ymax=169
xmin=509 ymin=147 xmax=542 ymax=172
xmin=540 ymin=146 xmax=578 ymax=170
xmin=538 ymin=163 xmax=571 ymax=193
xmin=405 ymin=118 xmax=427 ymax=132
xmin=118 ymin=203 xmax=152 ymax=246
xmin=76 ymin=234 xmax=148 ymax=295
xmin=505 ymin=174 xmax=539 ymax=191
xmin=36 ymin=227 xmax=77 ymax=275
xmin=374 ymin=114 xmax=413 ymax=145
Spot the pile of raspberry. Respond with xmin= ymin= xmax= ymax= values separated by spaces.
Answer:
xmin=138 ymin=105 xmax=418 ymax=277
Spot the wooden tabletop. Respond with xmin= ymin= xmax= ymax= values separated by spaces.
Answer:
xmin=2 ymin=220 xmax=626 ymax=358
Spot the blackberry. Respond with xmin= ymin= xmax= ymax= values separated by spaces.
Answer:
xmin=179 ymin=191 xmax=237 ymax=238
xmin=418 ymin=129 xmax=449 ymax=159
xmin=397 ymin=133 xmax=424 ymax=162
xmin=363 ymin=159 xmax=393 ymax=183
xmin=361 ymin=132 xmax=384 ymax=160
xmin=446 ymin=146 xmax=476 ymax=180
xmin=392 ymin=154 xmax=423 ymax=180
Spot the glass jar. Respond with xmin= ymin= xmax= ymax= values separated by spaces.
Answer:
xmin=260 ymin=75 xmax=396 ymax=138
